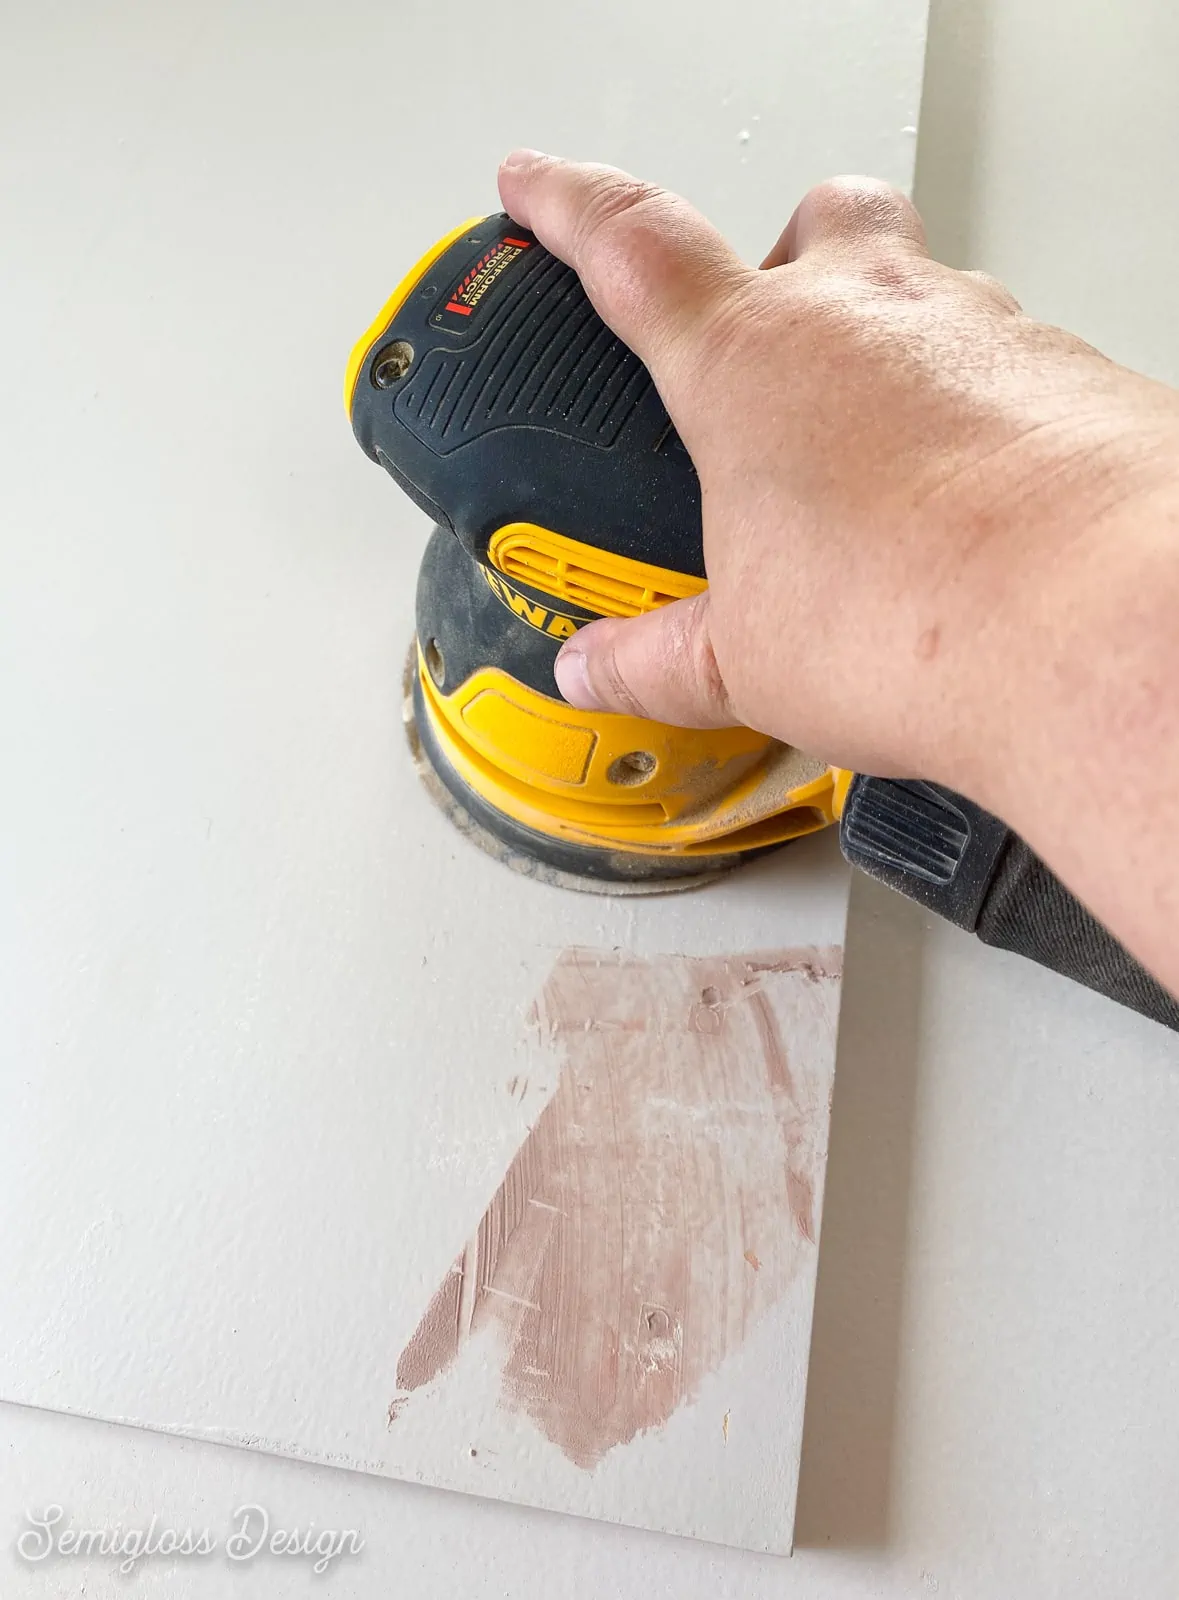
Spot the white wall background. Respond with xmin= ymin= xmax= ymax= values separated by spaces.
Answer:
xmin=3 ymin=1 xmax=1179 ymax=1597
xmin=915 ymin=0 xmax=1179 ymax=385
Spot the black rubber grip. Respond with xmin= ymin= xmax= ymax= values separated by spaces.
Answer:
xmin=839 ymin=775 xmax=1179 ymax=1032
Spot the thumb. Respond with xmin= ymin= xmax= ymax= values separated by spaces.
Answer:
xmin=553 ymin=593 xmax=738 ymax=729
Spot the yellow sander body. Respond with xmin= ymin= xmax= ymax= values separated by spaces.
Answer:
xmin=348 ymin=213 xmax=846 ymax=888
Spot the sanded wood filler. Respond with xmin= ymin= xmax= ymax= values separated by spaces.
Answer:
xmin=394 ymin=947 xmax=840 ymax=1470
xmin=373 ymin=941 xmax=843 ymax=1549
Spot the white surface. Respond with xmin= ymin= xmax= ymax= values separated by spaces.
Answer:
xmin=914 ymin=0 xmax=1179 ymax=388
xmin=0 ymin=0 xmax=931 ymax=1565
xmin=5 ymin=0 xmax=1179 ymax=1595
xmin=3 ymin=883 xmax=1177 ymax=1600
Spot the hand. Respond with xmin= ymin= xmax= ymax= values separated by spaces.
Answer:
xmin=497 ymin=152 xmax=1179 ymax=814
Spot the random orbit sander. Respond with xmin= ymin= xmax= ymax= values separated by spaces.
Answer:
xmin=344 ymin=211 xmax=1179 ymax=1027
xmin=346 ymin=213 xmax=844 ymax=891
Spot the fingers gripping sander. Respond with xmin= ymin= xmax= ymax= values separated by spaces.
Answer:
xmin=346 ymin=214 xmax=841 ymax=887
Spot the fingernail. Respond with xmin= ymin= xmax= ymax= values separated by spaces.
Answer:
xmin=553 ymin=648 xmax=601 ymax=710
xmin=501 ymin=148 xmax=549 ymax=169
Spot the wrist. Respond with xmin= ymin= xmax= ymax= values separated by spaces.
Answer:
xmin=951 ymin=421 xmax=1179 ymax=837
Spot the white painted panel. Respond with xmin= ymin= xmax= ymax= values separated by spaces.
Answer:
xmin=5 ymin=0 xmax=1179 ymax=1595
xmin=0 ymin=0 xmax=926 ymax=1557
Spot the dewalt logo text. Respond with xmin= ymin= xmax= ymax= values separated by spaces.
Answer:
xmin=479 ymin=565 xmax=588 ymax=640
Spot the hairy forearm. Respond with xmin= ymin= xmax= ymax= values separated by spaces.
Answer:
xmin=966 ymin=450 xmax=1179 ymax=993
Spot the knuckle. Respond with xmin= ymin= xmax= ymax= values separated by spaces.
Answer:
xmin=572 ymin=173 xmax=668 ymax=261
xmin=597 ymin=629 xmax=651 ymax=720
xmin=568 ymin=174 xmax=686 ymax=328
xmin=808 ymin=174 xmax=917 ymax=232
xmin=685 ymin=596 xmax=736 ymax=722
xmin=815 ymin=173 xmax=903 ymax=207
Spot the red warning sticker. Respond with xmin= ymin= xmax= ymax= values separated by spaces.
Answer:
xmin=435 ymin=236 xmax=531 ymax=328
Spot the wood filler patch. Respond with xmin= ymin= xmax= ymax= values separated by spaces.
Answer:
xmin=393 ymin=945 xmax=842 ymax=1468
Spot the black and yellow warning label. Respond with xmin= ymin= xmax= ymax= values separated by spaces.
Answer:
xmin=434 ymin=234 xmax=531 ymax=329
xmin=480 ymin=564 xmax=589 ymax=640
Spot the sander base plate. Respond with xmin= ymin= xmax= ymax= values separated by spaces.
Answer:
xmin=402 ymin=645 xmax=753 ymax=896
